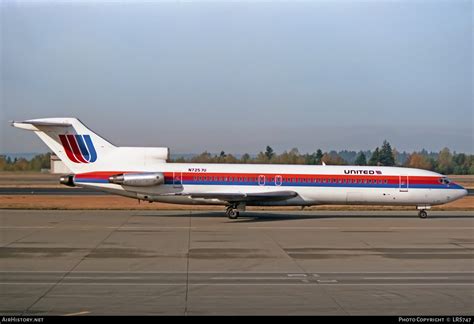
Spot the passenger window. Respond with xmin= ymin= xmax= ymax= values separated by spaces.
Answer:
xmin=199 ymin=176 xmax=202 ymax=181
xmin=384 ymin=180 xmax=388 ymax=184
xmin=224 ymin=177 xmax=228 ymax=181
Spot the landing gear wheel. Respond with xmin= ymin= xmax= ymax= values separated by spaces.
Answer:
xmin=226 ymin=207 xmax=239 ymax=219
xmin=418 ymin=210 xmax=428 ymax=219
xmin=228 ymin=209 xmax=239 ymax=219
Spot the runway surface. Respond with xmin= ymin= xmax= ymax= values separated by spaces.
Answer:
xmin=1 ymin=187 xmax=473 ymax=195
xmin=0 ymin=187 xmax=106 ymax=195
xmin=1 ymin=209 xmax=473 ymax=315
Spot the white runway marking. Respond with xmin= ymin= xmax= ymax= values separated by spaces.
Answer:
xmin=211 ymin=277 xmax=304 ymax=280
xmin=363 ymin=277 xmax=450 ymax=280
xmin=3 ymin=282 xmax=471 ymax=286
xmin=64 ymin=311 xmax=90 ymax=316
xmin=247 ymin=227 xmax=474 ymax=230
xmin=65 ymin=276 xmax=144 ymax=280
xmin=0 ymin=226 xmax=54 ymax=229
xmin=0 ymin=270 xmax=473 ymax=274
xmin=287 ymin=274 xmax=307 ymax=277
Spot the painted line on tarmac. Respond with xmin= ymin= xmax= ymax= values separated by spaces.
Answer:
xmin=287 ymin=274 xmax=307 ymax=277
xmin=1 ymin=270 xmax=473 ymax=274
xmin=64 ymin=311 xmax=90 ymax=316
xmin=211 ymin=277 xmax=304 ymax=280
xmin=2 ymin=282 xmax=473 ymax=286
xmin=247 ymin=227 xmax=474 ymax=230
xmin=363 ymin=277 xmax=450 ymax=280
xmin=0 ymin=226 xmax=55 ymax=229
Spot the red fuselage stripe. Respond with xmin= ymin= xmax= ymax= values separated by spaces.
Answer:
xmin=74 ymin=171 xmax=443 ymax=185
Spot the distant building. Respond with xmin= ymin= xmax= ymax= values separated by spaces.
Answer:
xmin=50 ymin=154 xmax=72 ymax=174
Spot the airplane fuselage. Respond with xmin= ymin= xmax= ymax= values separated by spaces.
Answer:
xmin=73 ymin=164 xmax=467 ymax=208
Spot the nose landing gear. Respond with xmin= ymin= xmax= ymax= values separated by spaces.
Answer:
xmin=417 ymin=205 xmax=431 ymax=219
xmin=418 ymin=210 xmax=428 ymax=219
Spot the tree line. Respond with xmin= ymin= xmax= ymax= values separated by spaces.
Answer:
xmin=1 ymin=140 xmax=473 ymax=174
xmin=172 ymin=140 xmax=474 ymax=175
xmin=0 ymin=153 xmax=51 ymax=172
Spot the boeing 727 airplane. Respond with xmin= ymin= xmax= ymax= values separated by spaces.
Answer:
xmin=12 ymin=118 xmax=468 ymax=219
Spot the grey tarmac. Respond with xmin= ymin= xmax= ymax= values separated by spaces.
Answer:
xmin=0 ymin=209 xmax=473 ymax=315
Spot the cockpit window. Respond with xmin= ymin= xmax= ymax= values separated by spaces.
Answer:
xmin=438 ymin=177 xmax=451 ymax=185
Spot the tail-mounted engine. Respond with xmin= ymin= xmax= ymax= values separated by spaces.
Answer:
xmin=59 ymin=174 xmax=75 ymax=187
xmin=108 ymin=172 xmax=164 ymax=187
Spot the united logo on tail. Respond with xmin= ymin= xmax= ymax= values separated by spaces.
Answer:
xmin=59 ymin=134 xmax=97 ymax=163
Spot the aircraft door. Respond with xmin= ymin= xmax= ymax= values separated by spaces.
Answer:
xmin=173 ymin=172 xmax=183 ymax=188
xmin=399 ymin=175 xmax=409 ymax=192
xmin=275 ymin=175 xmax=282 ymax=186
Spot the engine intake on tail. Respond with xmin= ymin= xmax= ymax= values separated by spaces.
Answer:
xmin=108 ymin=172 xmax=164 ymax=187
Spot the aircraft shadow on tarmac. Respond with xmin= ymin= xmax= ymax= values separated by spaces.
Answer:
xmin=135 ymin=211 xmax=474 ymax=223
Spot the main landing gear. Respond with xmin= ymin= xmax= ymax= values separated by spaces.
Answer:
xmin=418 ymin=210 xmax=428 ymax=219
xmin=226 ymin=203 xmax=246 ymax=219
xmin=225 ymin=206 xmax=239 ymax=219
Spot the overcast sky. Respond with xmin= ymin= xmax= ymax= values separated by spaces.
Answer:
xmin=1 ymin=0 xmax=472 ymax=154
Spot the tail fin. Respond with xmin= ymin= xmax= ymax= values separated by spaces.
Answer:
xmin=11 ymin=117 xmax=116 ymax=173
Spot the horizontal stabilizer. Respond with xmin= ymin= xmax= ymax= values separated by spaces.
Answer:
xmin=12 ymin=120 xmax=72 ymax=130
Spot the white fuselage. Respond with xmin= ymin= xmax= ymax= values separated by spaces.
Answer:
xmin=74 ymin=164 xmax=468 ymax=208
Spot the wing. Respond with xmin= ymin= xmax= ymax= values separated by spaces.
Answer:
xmin=177 ymin=190 xmax=298 ymax=203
